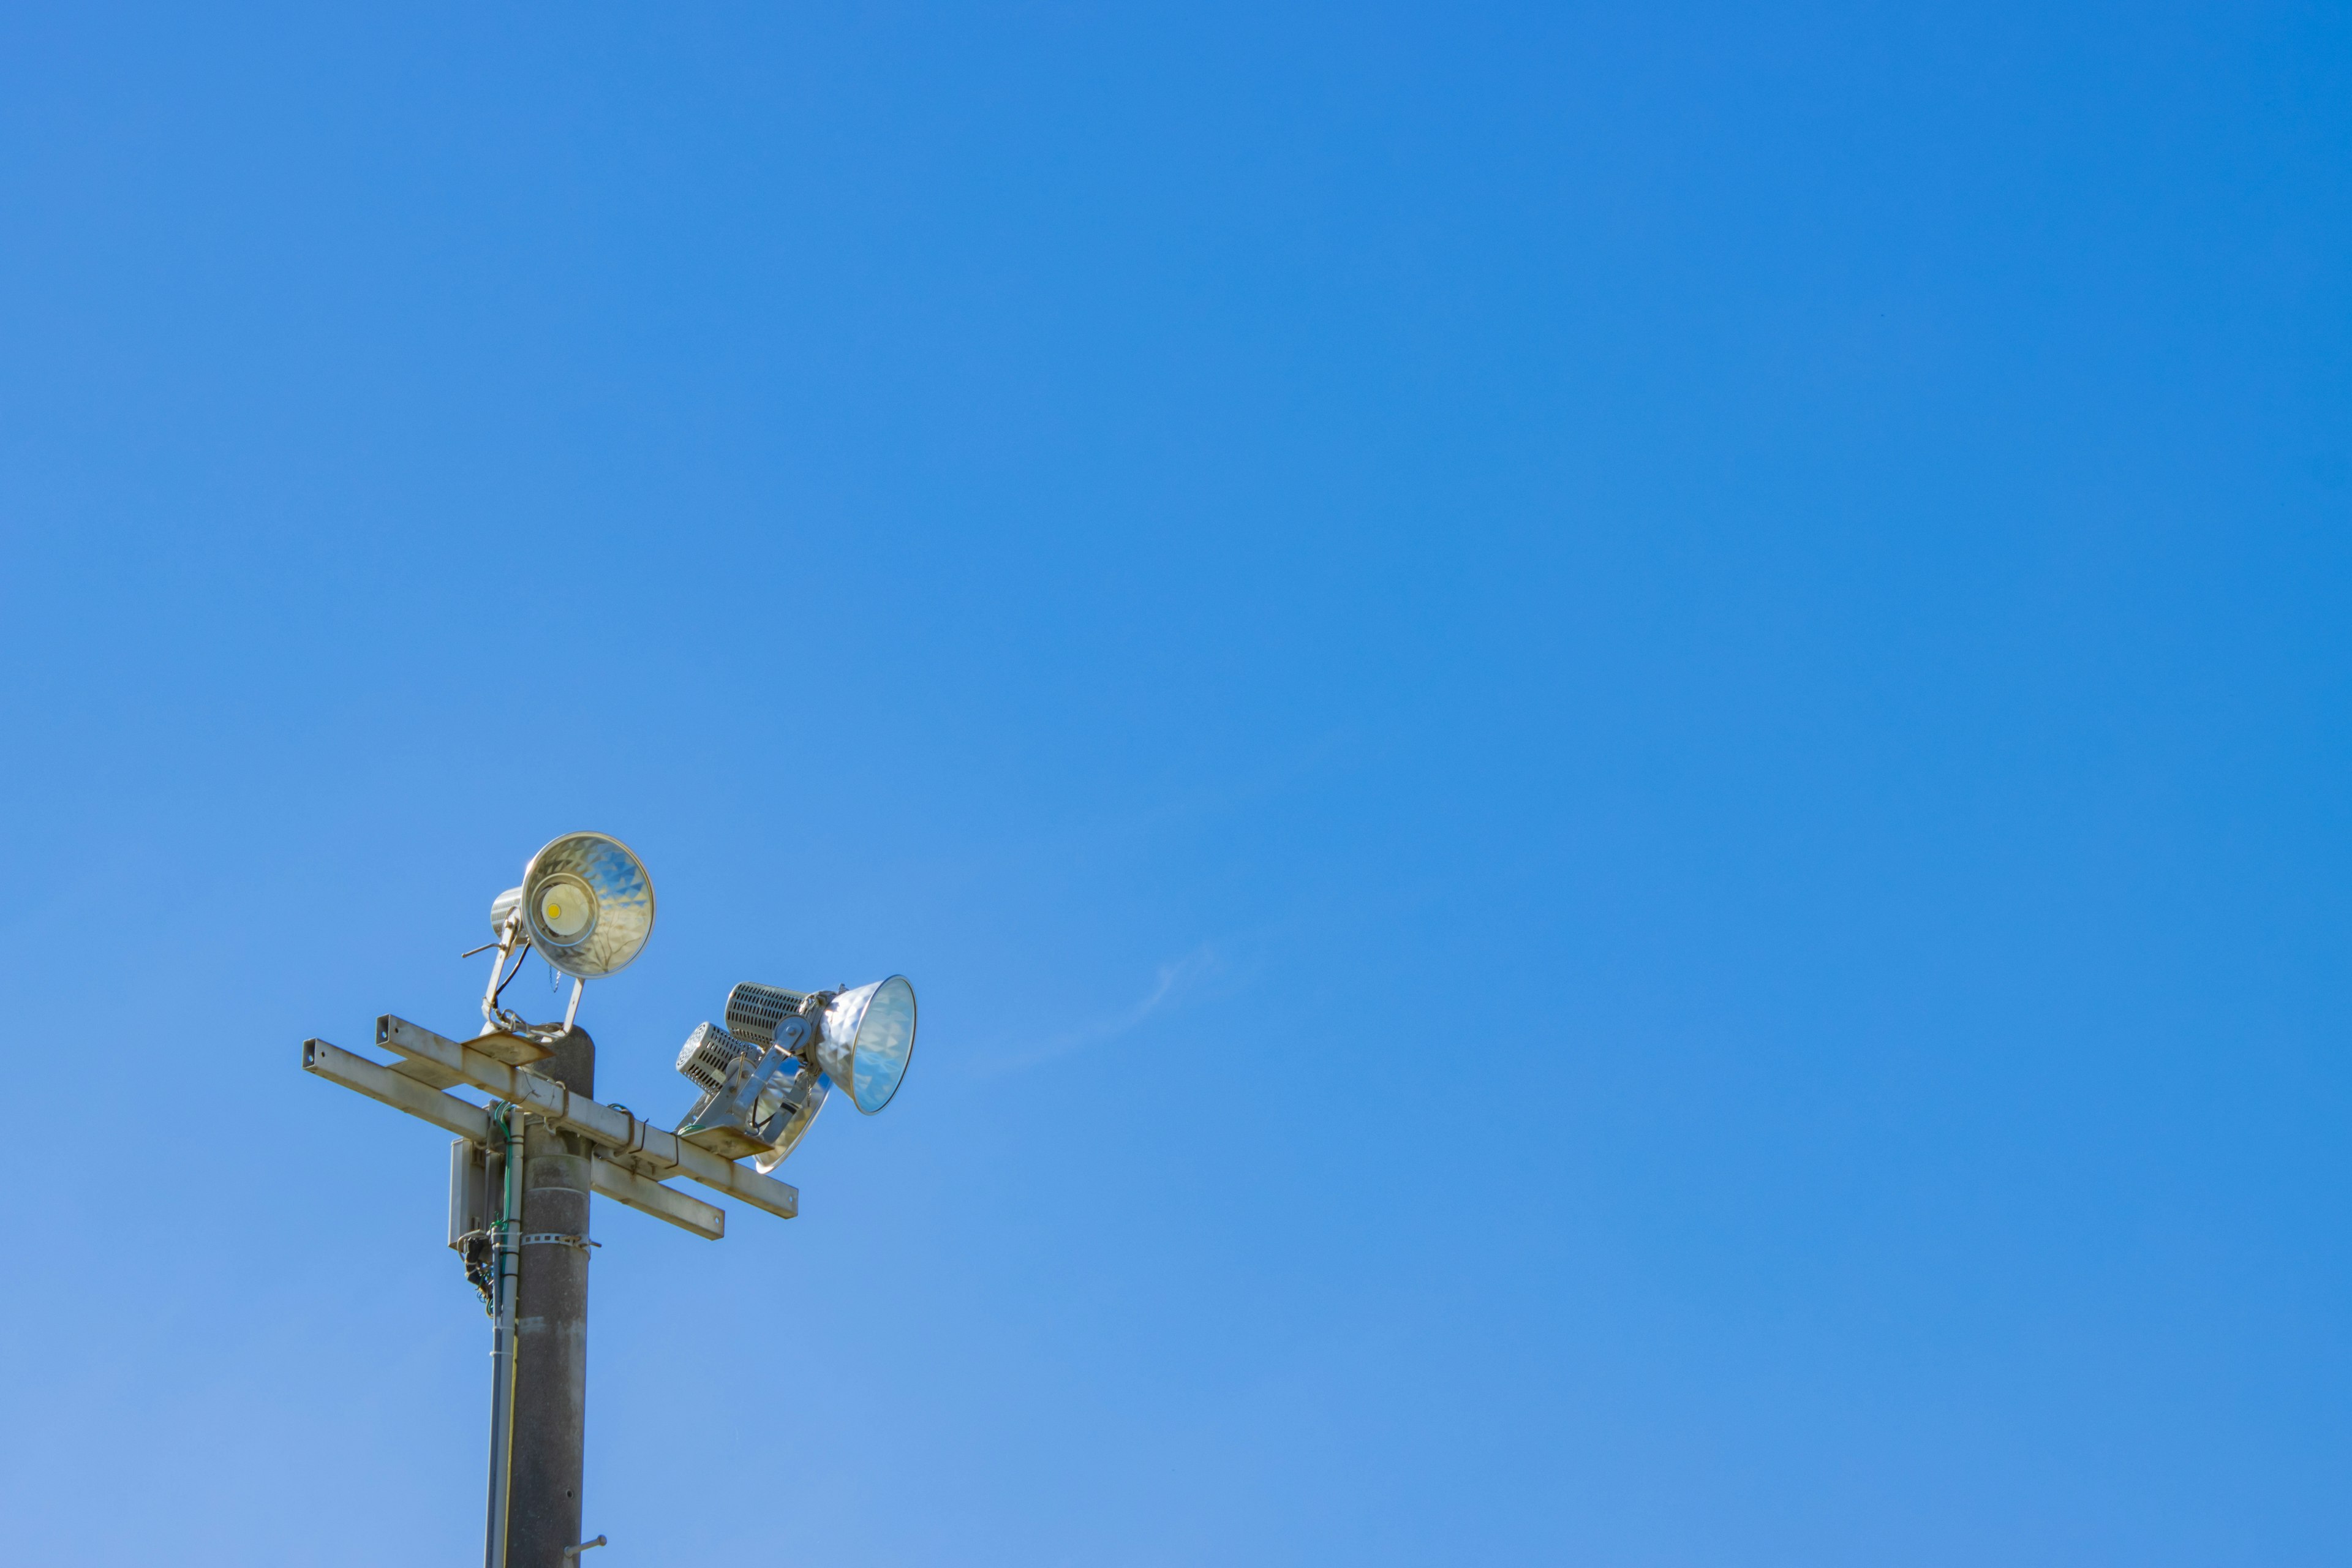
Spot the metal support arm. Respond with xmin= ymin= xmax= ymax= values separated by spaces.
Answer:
xmin=303 ymin=1040 xmax=732 ymax=1239
xmin=366 ymin=1016 xmax=799 ymax=1221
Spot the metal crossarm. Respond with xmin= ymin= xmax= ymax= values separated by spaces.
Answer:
xmin=301 ymin=1024 xmax=789 ymax=1236
xmin=367 ymin=1015 xmax=798 ymax=1219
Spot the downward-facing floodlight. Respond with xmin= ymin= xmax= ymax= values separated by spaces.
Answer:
xmin=669 ymin=974 xmax=917 ymax=1171
xmin=672 ymin=1020 xmax=830 ymax=1172
xmin=478 ymin=832 xmax=655 ymax=1039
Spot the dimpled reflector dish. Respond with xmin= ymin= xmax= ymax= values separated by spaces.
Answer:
xmin=521 ymin=832 xmax=655 ymax=979
xmin=816 ymin=975 xmax=917 ymax=1114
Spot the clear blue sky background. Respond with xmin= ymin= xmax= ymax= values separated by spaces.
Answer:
xmin=1 ymin=4 xmax=2346 ymax=1564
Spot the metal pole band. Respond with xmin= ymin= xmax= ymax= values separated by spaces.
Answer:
xmin=517 ymin=1233 xmax=599 ymax=1251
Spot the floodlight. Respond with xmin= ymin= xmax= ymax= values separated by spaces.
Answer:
xmin=673 ymin=1020 xmax=827 ymax=1164
xmin=475 ymin=831 xmax=655 ymax=1039
xmin=749 ymin=1074 xmax=827 ymax=1173
xmin=668 ymin=975 xmax=916 ymax=1171
xmin=516 ymin=832 xmax=655 ymax=980
xmin=814 ymin=976 xmax=917 ymax=1114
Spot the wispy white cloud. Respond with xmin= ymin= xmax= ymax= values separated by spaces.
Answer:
xmin=975 ymin=944 xmax=1220 ymax=1076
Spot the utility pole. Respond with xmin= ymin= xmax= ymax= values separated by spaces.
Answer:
xmin=507 ymin=1028 xmax=595 ymax=1568
xmin=304 ymin=831 xmax=918 ymax=1561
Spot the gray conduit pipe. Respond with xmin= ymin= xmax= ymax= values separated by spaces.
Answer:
xmin=484 ymin=1104 xmax=522 ymax=1568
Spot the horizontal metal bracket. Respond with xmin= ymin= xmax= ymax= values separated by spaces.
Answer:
xmin=303 ymin=1038 xmax=742 ymax=1240
xmin=369 ymin=1016 xmax=798 ymax=1221
xmin=589 ymin=1155 xmax=723 ymax=1240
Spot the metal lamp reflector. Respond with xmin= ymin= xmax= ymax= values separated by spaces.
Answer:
xmin=519 ymin=832 xmax=655 ymax=979
xmin=813 ymin=975 xmax=918 ymax=1114
xmin=752 ymin=1071 xmax=827 ymax=1173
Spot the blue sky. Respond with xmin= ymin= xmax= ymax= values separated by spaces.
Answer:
xmin=2 ymin=4 xmax=2346 ymax=1563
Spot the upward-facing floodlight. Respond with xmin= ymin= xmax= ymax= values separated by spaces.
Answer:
xmin=671 ymin=974 xmax=917 ymax=1170
xmin=477 ymin=832 xmax=655 ymax=1038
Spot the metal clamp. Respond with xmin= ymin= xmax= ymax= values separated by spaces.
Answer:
xmin=518 ymin=1232 xmax=600 ymax=1251
xmin=615 ymin=1107 xmax=650 ymax=1159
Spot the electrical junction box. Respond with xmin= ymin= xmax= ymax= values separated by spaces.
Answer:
xmin=448 ymin=1137 xmax=505 ymax=1250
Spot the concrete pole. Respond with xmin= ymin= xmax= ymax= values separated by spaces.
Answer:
xmin=506 ymin=1027 xmax=595 ymax=1568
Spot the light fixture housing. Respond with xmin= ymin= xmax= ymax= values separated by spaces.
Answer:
xmin=673 ymin=1019 xmax=827 ymax=1165
xmin=512 ymin=832 xmax=655 ymax=981
xmin=670 ymin=974 xmax=917 ymax=1170
xmin=813 ymin=975 xmax=917 ymax=1115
